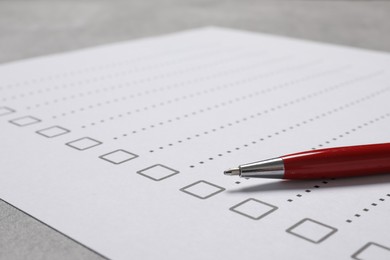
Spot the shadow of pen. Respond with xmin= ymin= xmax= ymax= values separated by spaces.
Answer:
xmin=226 ymin=172 xmax=390 ymax=194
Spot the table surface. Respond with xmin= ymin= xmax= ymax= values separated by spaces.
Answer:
xmin=1 ymin=0 xmax=389 ymax=259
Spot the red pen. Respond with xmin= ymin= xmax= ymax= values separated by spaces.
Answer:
xmin=223 ymin=143 xmax=390 ymax=179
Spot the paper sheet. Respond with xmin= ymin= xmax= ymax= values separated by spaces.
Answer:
xmin=1 ymin=27 xmax=390 ymax=259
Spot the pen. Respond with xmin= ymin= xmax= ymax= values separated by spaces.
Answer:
xmin=223 ymin=143 xmax=390 ymax=179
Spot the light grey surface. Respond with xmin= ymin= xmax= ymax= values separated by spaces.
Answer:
xmin=1 ymin=0 xmax=389 ymax=259
xmin=1 ymin=0 xmax=390 ymax=64
xmin=0 ymin=200 xmax=107 ymax=260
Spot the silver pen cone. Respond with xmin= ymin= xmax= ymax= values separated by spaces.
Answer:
xmin=223 ymin=157 xmax=285 ymax=179
xmin=223 ymin=168 xmax=240 ymax=176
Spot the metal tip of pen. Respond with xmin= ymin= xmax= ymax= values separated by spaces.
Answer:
xmin=224 ymin=167 xmax=240 ymax=176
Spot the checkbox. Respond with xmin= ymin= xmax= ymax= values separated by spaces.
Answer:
xmin=229 ymin=198 xmax=278 ymax=220
xmin=9 ymin=116 xmax=41 ymax=127
xmin=0 ymin=107 xmax=15 ymax=116
xmin=66 ymin=137 xmax=102 ymax=151
xmin=286 ymin=218 xmax=337 ymax=244
xmin=137 ymin=164 xmax=179 ymax=181
xmin=352 ymin=242 xmax=390 ymax=260
xmin=100 ymin=149 xmax=138 ymax=164
xmin=36 ymin=126 xmax=70 ymax=138
xmin=180 ymin=180 xmax=225 ymax=199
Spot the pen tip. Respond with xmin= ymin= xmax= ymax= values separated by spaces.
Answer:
xmin=224 ymin=167 xmax=240 ymax=176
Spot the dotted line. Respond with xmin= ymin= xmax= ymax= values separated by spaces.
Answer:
xmin=288 ymin=110 xmax=390 ymax=202
xmin=0 ymin=45 xmax=226 ymax=92
xmin=2 ymin=46 xmax=244 ymax=102
xmin=77 ymin=58 xmax=316 ymax=126
xmin=109 ymin=60 xmax=325 ymax=136
xmin=50 ymin=55 xmax=287 ymax=119
xmin=346 ymin=194 xmax=390 ymax=223
xmin=316 ymin=114 xmax=390 ymax=148
xmin=52 ymin=57 xmax=294 ymax=120
xmin=286 ymin=181 xmax=335 ymax=202
xmin=187 ymin=80 xmax=388 ymax=168
xmin=23 ymin=50 xmax=263 ymax=109
xmin=144 ymin=65 xmax=352 ymax=151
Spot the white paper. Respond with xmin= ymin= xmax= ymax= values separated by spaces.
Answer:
xmin=1 ymin=27 xmax=390 ymax=259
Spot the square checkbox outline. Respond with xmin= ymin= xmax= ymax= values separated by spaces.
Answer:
xmin=99 ymin=149 xmax=139 ymax=164
xmin=286 ymin=218 xmax=338 ymax=244
xmin=351 ymin=242 xmax=390 ymax=260
xmin=180 ymin=180 xmax=225 ymax=199
xmin=229 ymin=198 xmax=278 ymax=220
xmin=137 ymin=164 xmax=179 ymax=181
xmin=65 ymin=137 xmax=102 ymax=151
xmin=0 ymin=107 xmax=15 ymax=116
xmin=9 ymin=116 xmax=41 ymax=127
xmin=36 ymin=126 xmax=70 ymax=138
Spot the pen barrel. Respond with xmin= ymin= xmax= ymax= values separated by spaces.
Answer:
xmin=282 ymin=143 xmax=390 ymax=179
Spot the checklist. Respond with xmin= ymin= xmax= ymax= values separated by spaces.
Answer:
xmin=0 ymin=107 xmax=15 ymax=116
xmin=0 ymin=27 xmax=390 ymax=259
xmin=9 ymin=116 xmax=41 ymax=126
xmin=66 ymin=137 xmax=102 ymax=151
xmin=351 ymin=242 xmax=390 ymax=260
xmin=180 ymin=180 xmax=225 ymax=199
xmin=99 ymin=150 xmax=138 ymax=164
xmin=137 ymin=164 xmax=179 ymax=181
xmin=286 ymin=218 xmax=337 ymax=244
xmin=230 ymin=198 xmax=278 ymax=220
xmin=36 ymin=126 xmax=70 ymax=138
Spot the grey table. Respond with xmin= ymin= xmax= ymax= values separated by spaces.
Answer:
xmin=1 ymin=0 xmax=389 ymax=259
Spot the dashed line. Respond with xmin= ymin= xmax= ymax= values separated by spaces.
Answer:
xmin=0 ymin=45 xmax=229 ymax=92
xmin=144 ymin=65 xmax=355 ymax=151
xmin=2 ymin=46 xmax=243 ymax=102
xmin=95 ymin=60 xmax=325 ymax=135
xmin=346 ymin=194 xmax=390 ymax=223
xmin=51 ymin=56 xmax=297 ymax=120
xmin=187 ymin=82 xmax=388 ymax=169
xmin=23 ymin=49 xmax=263 ymax=109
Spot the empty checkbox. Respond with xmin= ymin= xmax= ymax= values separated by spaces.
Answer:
xmin=100 ymin=149 xmax=138 ymax=164
xmin=137 ymin=164 xmax=179 ymax=181
xmin=36 ymin=126 xmax=70 ymax=138
xmin=286 ymin=218 xmax=337 ymax=244
xmin=66 ymin=137 xmax=102 ymax=151
xmin=0 ymin=107 xmax=15 ymax=116
xmin=9 ymin=116 xmax=41 ymax=126
xmin=352 ymin=242 xmax=390 ymax=260
xmin=230 ymin=198 xmax=278 ymax=220
xmin=180 ymin=180 xmax=225 ymax=199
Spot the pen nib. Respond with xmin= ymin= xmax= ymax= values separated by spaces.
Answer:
xmin=224 ymin=168 xmax=240 ymax=176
